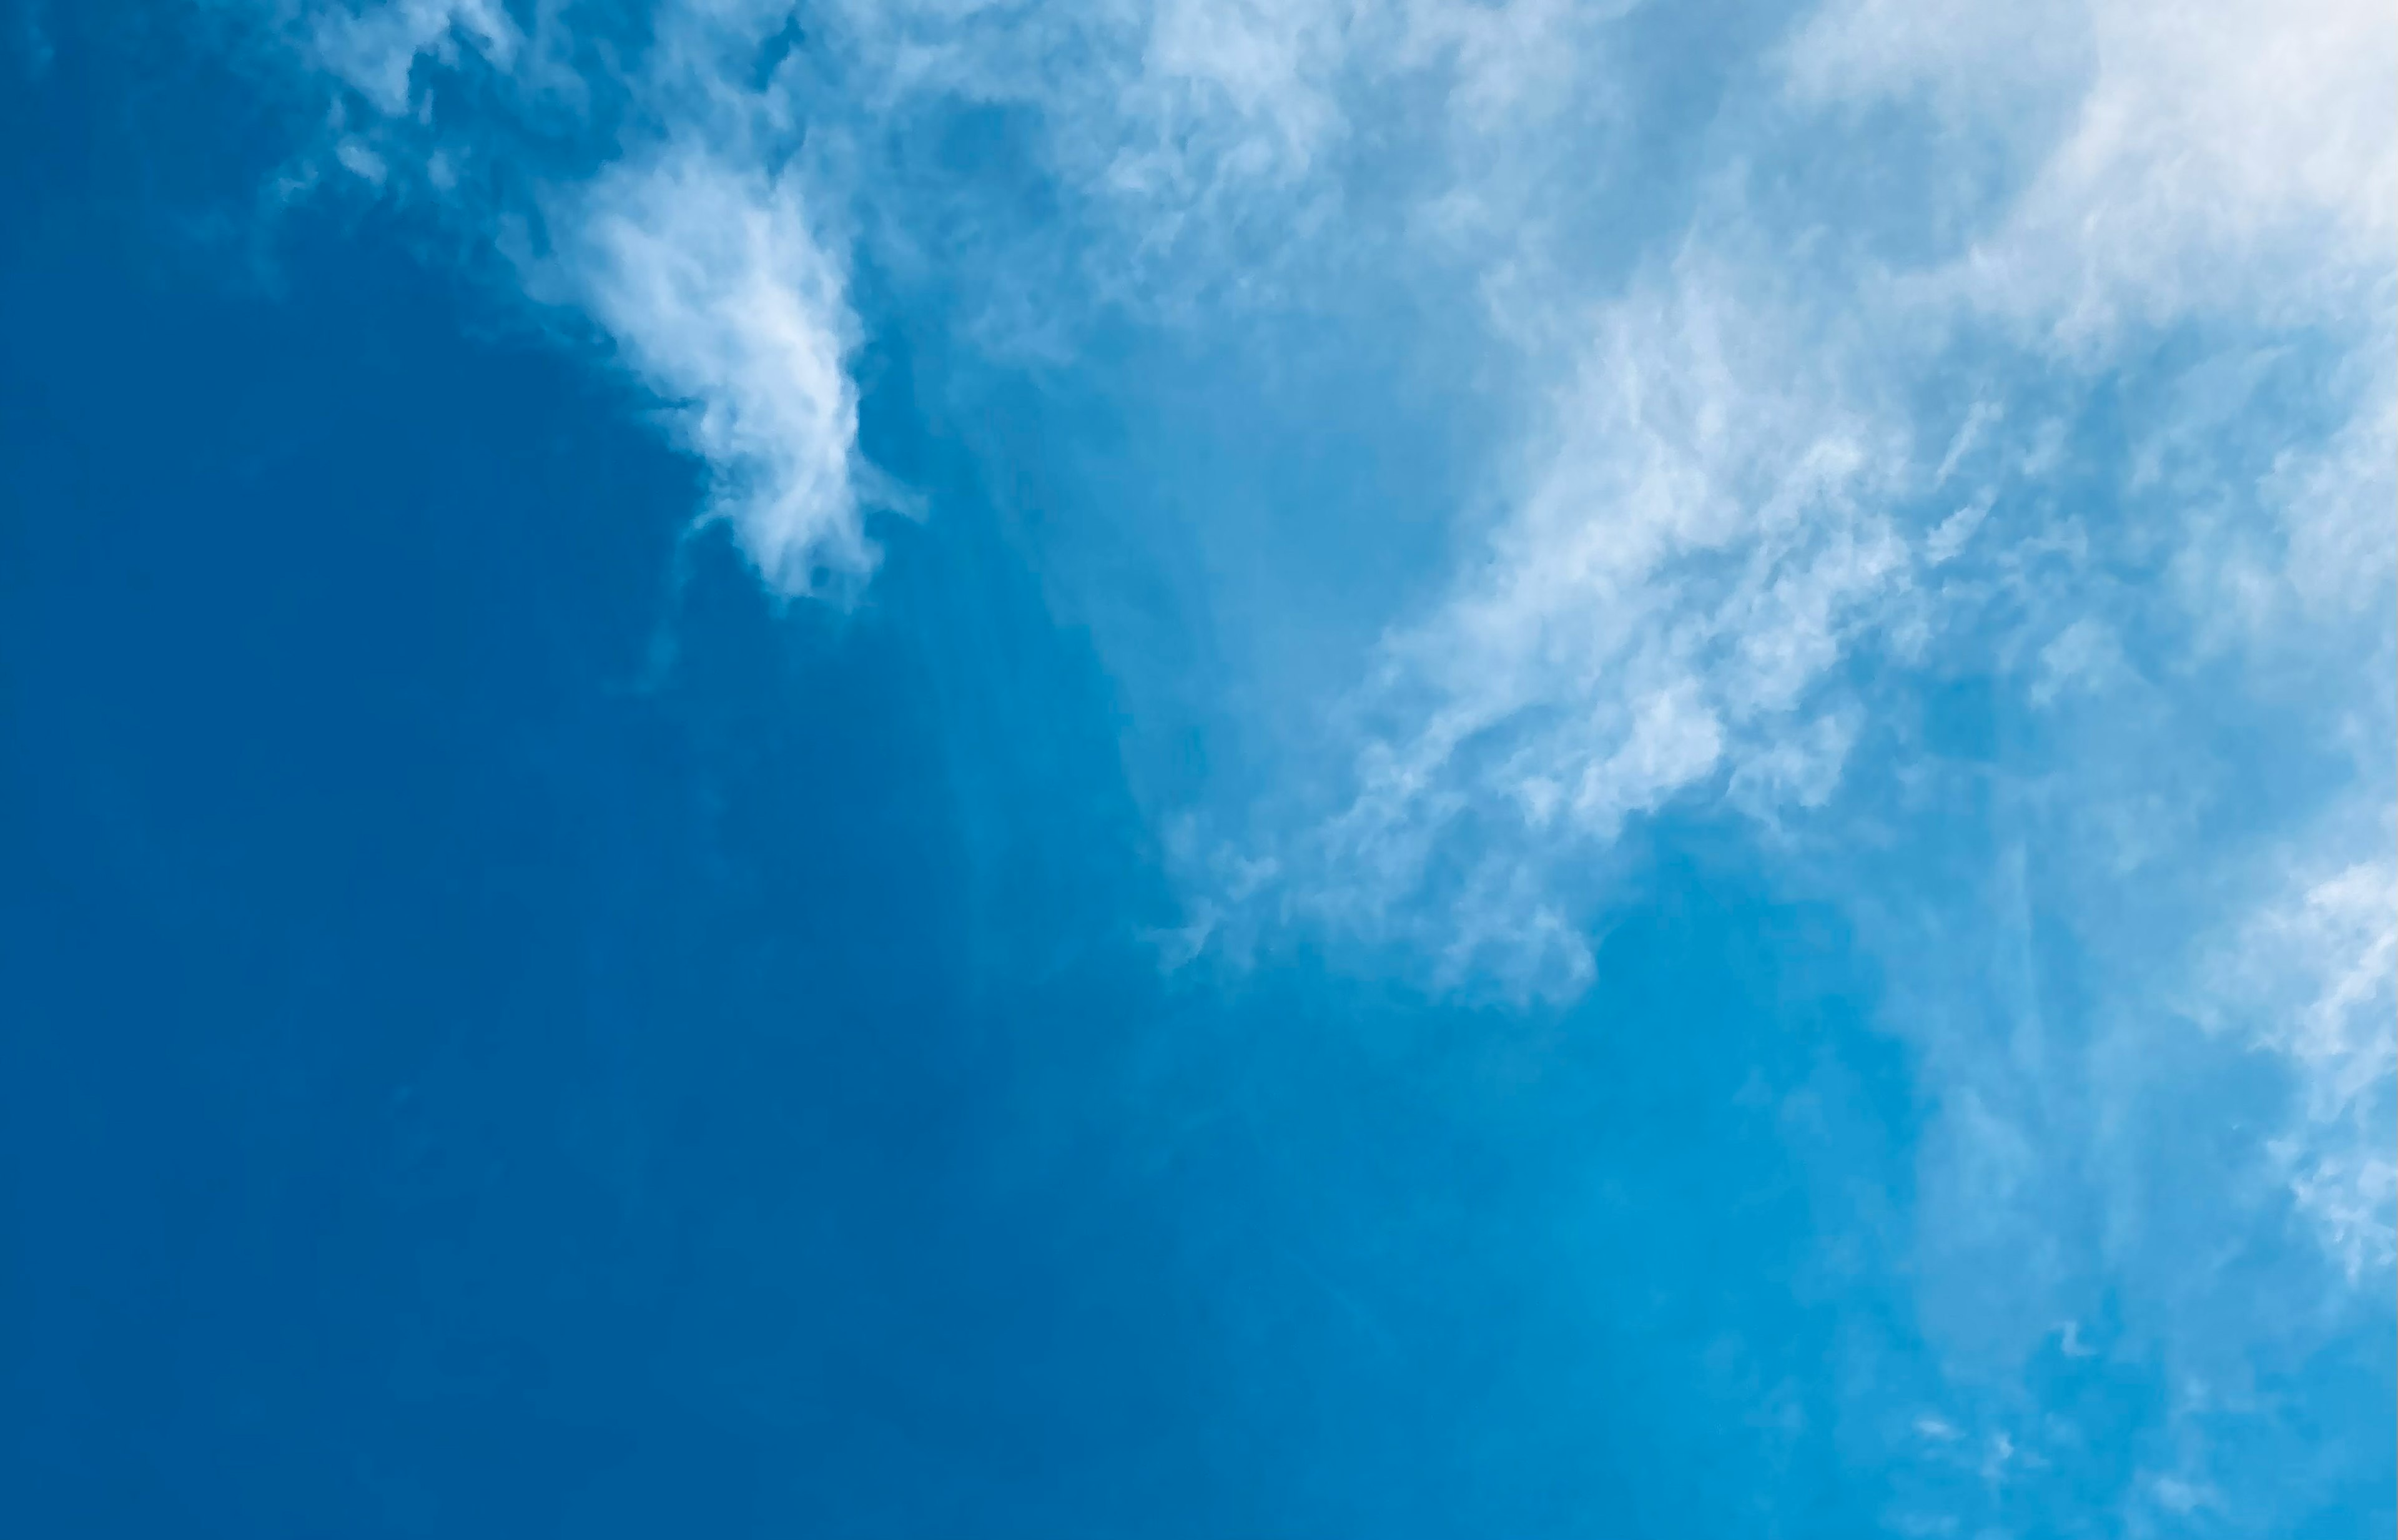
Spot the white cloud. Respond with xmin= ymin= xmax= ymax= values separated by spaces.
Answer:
xmin=1921 ymin=495 xmax=1991 ymax=568
xmin=566 ymin=144 xmax=879 ymax=595
xmin=268 ymin=1 xmax=886 ymax=597
xmin=1271 ymin=0 xmax=2396 ymax=1268
xmin=1127 ymin=0 xmax=1349 ymax=189
xmin=2178 ymin=363 xmax=2398 ymax=653
xmin=1276 ymin=255 xmax=1910 ymax=989
xmin=2204 ymin=852 xmax=2398 ymax=1277
xmin=1120 ymin=14 xmax=2398 ymax=1524
xmin=1797 ymin=0 xmax=2398 ymax=342
xmin=271 ymin=0 xmax=1637 ymax=611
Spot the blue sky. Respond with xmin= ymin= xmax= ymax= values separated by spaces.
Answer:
xmin=2 ymin=1 xmax=2391 ymax=1536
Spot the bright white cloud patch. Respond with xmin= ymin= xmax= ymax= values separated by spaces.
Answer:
xmin=570 ymin=147 xmax=876 ymax=595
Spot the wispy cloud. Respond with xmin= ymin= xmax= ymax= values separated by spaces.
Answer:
xmin=260 ymin=0 xmax=891 ymax=595
xmin=2204 ymin=850 xmax=2398 ymax=1276
xmin=1299 ymin=254 xmax=1911 ymax=992
xmin=568 ymin=142 xmax=877 ymax=594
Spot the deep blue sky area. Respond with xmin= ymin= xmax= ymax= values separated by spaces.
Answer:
xmin=4 ymin=4 xmax=2392 ymax=1538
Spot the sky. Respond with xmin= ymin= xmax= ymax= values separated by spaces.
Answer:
xmin=0 ymin=1 xmax=2391 ymax=1536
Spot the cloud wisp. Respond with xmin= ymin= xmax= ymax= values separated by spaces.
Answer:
xmin=568 ymin=144 xmax=875 ymax=595
xmin=270 ymin=0 xmax=887 ymax=596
